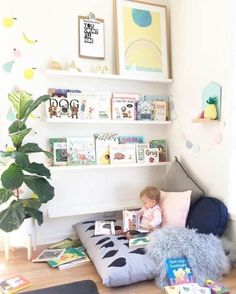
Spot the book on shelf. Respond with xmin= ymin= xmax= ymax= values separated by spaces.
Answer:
xmin=165 ymin=257 xmax=194 ymax=285
xmin=94 ymin=220 xmax=115 ymax=235
xmin=149 ymin=139 xmax=167 ymax=162
xmin=32 ymin=249 xmax=65 ymax=262
xmin=47 ymin=248 xmax=86 ymax=268
xmin=67 ymin=136 xmax=96 ymax=166
xmin=58 ymin=253 xmax=90 ymax=270
xmin=136 ymin=143 xmax=149 ymax=163
xmin=94 ymin=133 xmax=119 ymax=165
xmin=0 ymin=275 xmax=31 ymax=294
xmin=136 ymin=97 xmax=153 ymax=120
xmin=144 ymin=148 xmax=159 ymax=164
xmin=128 ymin=236 xmax=150 ymax=248
xmin=118 ymin=135 xmax=145 ymax=144
xmin=48 ymin=238 xmax=82 ymax=249
xmin=112 ymin=97 xmax=136 ymax=120
xmin=145 ymin=95 xmax=170 ymax=121
xmin=49 ymin=138 xmax=67 ymax=166
xmin=109 ymin=144 xmax=136 ymax=164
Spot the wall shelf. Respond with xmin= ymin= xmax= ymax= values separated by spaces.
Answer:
xmin=192 ymin=118 xmax=220 ymax=123
xmin=45 ymin=69 xmax=173 ymax=84
xmin=46 ymin=118 xmax=172 ymax=124
xmin=49 ymin=161 xmax=170 ymax=171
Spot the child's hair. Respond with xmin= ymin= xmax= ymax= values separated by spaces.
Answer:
xmin=140 ymin=186 xmax=160 ymax=203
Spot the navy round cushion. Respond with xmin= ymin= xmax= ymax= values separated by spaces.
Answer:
xmin=186 ymin=196 xmax=228 ymax=236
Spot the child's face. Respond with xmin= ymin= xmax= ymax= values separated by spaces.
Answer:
xmin=141 ymin=194 xmax=157 ymax=209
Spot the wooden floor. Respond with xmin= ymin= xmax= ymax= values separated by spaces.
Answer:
xmin=0 ymin=246 xmax=236 ymax=293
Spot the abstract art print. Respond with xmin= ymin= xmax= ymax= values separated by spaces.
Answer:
xmin=115 ymin=0 xmax=169 ymax=80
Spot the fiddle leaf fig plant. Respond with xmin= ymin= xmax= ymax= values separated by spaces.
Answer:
xmin=0 ymin=91 xmax=54 ymax=232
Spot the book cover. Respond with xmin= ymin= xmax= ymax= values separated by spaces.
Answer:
xmin=94 ymin=220 xmax=115 ymax=235
xmin=144 ymin=95 xmax=170 ymax=121
xmin=97 ymin=92 xmax=112 ymax=120
xmin=165 ymin=257 xmax=194 ymax=285
xmin=144 ymin=148 xmax=159 ymax=164
xmin=136 ymin=143 xmax=149 ymax=163
xmin=48 ymin=238 xmax=82 ymax=249
xmin=118 ymin=135 xmax=145 ymax=144
xmin=0 ymin=275 xmax=31 ymax=294
xmin=123 ymin=210 xmax=140 ymax=231
xmin=32 ymin=249 xmax=65 ymax=262
xmin=67 ymin=136 xmax=96 ymax=166
xmin=164 ymin=285 xmax=180 ymax=294
xmin=136 ymin=97 xmax=153 ymax=120
xmin=128 ymin=236 xmax=150 ymax=248
xmin=110 ymin=144 xmax=136 ymax=164
xmin=58 ymin=253 xmax=90 ymax=270
xmin=152 ymin=100 xmax=167 ymax=121
xmin=149 ymin=139 xmax=167 ymax=162
xmin=112 ymin=97 xmax=136 ymax=120
xmin=47 ymin=248 xmax=86 ymax=268
xmin=48 ymin=138 xmax=67 ymax=166
xmin=95 ymin=133 xmax=119 ymax=165
xmin=179 ymin=284 xmax=211 ymax=294
xmin=205 ymin=279 xmax=229 ymax=294
xmin=53 ymin=142 xmax=68 ymax=166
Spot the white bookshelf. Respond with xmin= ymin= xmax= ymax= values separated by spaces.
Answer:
xmin=46 ymin=118 xmax=172 ymax=124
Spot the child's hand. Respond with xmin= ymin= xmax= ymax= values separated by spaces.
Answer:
xmin=148 ymin=225 xmax=154 ymax=231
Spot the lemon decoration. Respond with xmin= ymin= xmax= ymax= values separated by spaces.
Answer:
xmin=24 ymin=67 xmax=35 ymax=80
xmin=2 ymin=17 xmax=17 ymax=28
xmin=204 ymin=97 xmax=217 ymax=120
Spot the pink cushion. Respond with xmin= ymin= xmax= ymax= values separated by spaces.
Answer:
xmin=160 ymin=190 xmax=191 ymax=227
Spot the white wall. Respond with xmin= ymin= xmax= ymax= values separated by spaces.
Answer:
xmin=0 ymin=0 xmax=169 ymax=246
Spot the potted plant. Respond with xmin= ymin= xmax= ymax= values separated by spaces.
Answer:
xmin=0 ymin=91 xmax=54 ymax=232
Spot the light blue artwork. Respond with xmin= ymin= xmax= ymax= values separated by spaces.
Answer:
xmin=202 ymin=82 xmax=221 ymax=120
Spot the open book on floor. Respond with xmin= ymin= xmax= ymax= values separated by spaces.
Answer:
xmin=32 ymin=249 xmax=65 ymax=262
xmin=94 ymin=220 xmax=115 ymax=235
xmin=128 ymin=236 xmax=150 ymax=248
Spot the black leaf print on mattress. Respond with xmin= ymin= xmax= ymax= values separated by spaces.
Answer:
xmin=82 ymin=221 xmax=95 ymax=224
xmin=86 ymin=225 xmax=95 ymax=231
xmin=123 ymin=242 xmax=129 ymax=247
xmin=96 ymin=237 xmax=110 ymax=245
xmin=102 ymin=250 xmax=118 ymax=259
xmin=108 ymin=257 xmax=126 ymax=267
xmin=129 ymin=248 xmax=145 ymax=255
xmin=117 ymin=236 xmax=126 ymax=240
xmin=100 ymin=241 xmax=114 ymax=249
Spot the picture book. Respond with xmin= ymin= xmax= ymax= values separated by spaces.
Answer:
xmin=118 ymin=135 xmax=145 ymax=144
xmin=205 ymin=279 xmax=229 ymax=294
xmin=149 ymin=139 xmax=167 ymax=162
xmin=67 ymin=136 xmax=96 ymax=166
xmin=53 ymin=142 xmax=68 ymax=166
xmin=112 ymin=97 xmax=136 ymax=120
xmin=97 ymin=92 xmax=112 ymax=120
xmin=94 ymin=220 xmax=115 ymax=235
xmin=136 ymin=96 xmax=153 ymax=120
xmin=128 ymin=236 xmax=150 ymax=248
xmin=165 ymin=257 xmax=194 ymax=285
xmin=144 ymin=148 xmax=159 ymax=164
xmin=48 ymin=238 xmax=82 ymax=249
xmin=94 ymin=133 xmax=119 ymax=165
xmin=164 ymin=285 xmax=180 ymax=294
xmin=122 ymin=210 xmax=148 ymax=232
xmin=136 ymin=143 xmax=149 ymax=163
xmin=144 ymin=95 xmax=170 ymax=121
xmin=58 ymin=253 xmax=90 ymax=270
xmin=0 ymin=275 xmax=31 ymax=294
xmin=48 ymin=138 xmax=67 ymax=166
xmin=179 ymin=284 xmax=211 ymax=294
xmin=32 ymin=249 xmax=65 ymax=262
xmin=110 ymin=144 xmax=136 ymax=164
xmin=47 ymin=248 xmax=86 ymax=268
xmin=152 ymin=100 xmax=167 ymax=121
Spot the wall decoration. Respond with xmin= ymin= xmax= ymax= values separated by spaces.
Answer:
xmin=2 ymin=61 xmax=15 ymax=73
xmin=23 ymin=67 xmax=36 ymax=80
xmin=2 ymin=17 xmax=17 ymax=28
xmin=22 ymin=32 xmax=37 ymax=44
xmin=115 ymin=0 xmax=169 ymax=80
xmin=78 ymin=13 xmax=105 ymax=59
xmin=13 ymin=48 xmax=22 ymax=58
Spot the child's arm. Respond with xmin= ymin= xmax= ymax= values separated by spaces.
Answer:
xmin=149 ymin=208 xmax=162 ymax=229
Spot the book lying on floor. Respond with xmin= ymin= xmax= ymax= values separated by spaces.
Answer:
xmin=32 ymin=249 xmax=65 ymax=262
xmin=164 ymin=283 xmax=211 ymax=294
xmin=0 ymin=275 xmax=31 ymax=294
xmin=58 ymin=253 xmax=90 ymax=270
xmin=94 ymin=220 xmax=115 ymax=235
xmin=165 ymin=257 xmax=194 ymax=285
xmin=47 ymin=248 xmax=86 ymax=268
xmin=48 ymin=238 xmax=82 ymax=249
xmin=128 ymin=236 xmax=150 ymax=248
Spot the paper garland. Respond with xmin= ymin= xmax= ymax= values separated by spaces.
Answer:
xmin=169 ymin=97 xmax=223 ymax=153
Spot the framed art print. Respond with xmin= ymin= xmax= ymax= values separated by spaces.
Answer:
xmin=115 ymin=0 xmax=169 ymax=80
xmin=78 ymin=15 xmax=105 ymax=59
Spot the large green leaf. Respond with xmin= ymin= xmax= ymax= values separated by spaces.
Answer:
xmin=19 ymin=143 xmax=53 ymax=158
xmin=1 ymin=163 xmax=24 ymax=189
xmin=9 ymin=128 xmax=32 ymax=148
xmin=8 ymin=91 xmax=34 ymax=120
xmin=24 ymin=95 xmax=49 ymax=122
xmin=0 ymin=200 xmax=25 ymax=232
xmin=23 ymin=175 xmax=54 ymax=203
xmin=8 ymin=120 xmax=27 ymax=134
xmin=14 ymin=152 xmax=30 ymax=168
xmin=24 ymin=208 xmax=43 ymax=225
xmin=23 ymin=162 xmax=51 ymax=179
xmin=0 ymin=188 xmax=14 ymax=204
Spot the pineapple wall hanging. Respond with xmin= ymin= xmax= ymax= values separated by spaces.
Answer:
xmin=193 ymin=82 xmax=221 ymax=123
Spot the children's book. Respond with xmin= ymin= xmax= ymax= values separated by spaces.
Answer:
xmin=136 ymin=96 xmax=153 ymax=120
xmin=136 ymin=143 xmax=149 ymax=163
xmin=149 ymin=139 xmax=167 ymax=162
xmin=128 ymin=236 xmax=150 ymax=248
xmin=118 ymin=135 xmax=145 ymax=144
xmin=164 ymin=285 xmax=181 ymax=294
xmin=205 ymin=279 xmax=230 ymax=294
xmin=48 ymin=238 xmax=82 ymax=249
xmin=48 ymin=138 xmax=67 ymax=166
xmin=95 ymin=133 xmax=119 ymax=165
xmin=32 ymin=249 xmax=65 ymax=262
xmin=47 ymin=248 xmax=86 ymax=268
xmin=67 ymin=136 xmax=96 ymax=166
xmin=144 ymin=148 xmax=159 ymax=164
xmin=112 ymin=97 xmax=136 ymax=120
xmin=97 ymin=92 xmax=112 ymax=120
xmin=165 ymin=257 xmax=194 ymax=285
xmin=0 ymin=275 xmax=31 ymax=294
xmin=123 ymin=210 xmax=149 ymax=232
xmin=145 ymin=95 xmax=170 ymax=121
xmin=179 ymin=284 xmax=211 ymax=294
xmin=53 ymin=142 xmax=68 ymax=166
xmin=58 ymin=253 xmax=90 ymax=270
xmin=94 ymin=220 xmax=115 ymax=235
xmin=109 ymin=144 xmax=136 ymax=164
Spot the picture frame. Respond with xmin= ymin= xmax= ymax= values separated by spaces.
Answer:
xmin=114 ymin=0 xmax=169 ymax=80
xmin=78 ymin=15 xmax=105 ymax=59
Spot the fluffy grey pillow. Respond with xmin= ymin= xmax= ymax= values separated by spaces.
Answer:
xmin=162 ymin=157 xmax=205 ymax=205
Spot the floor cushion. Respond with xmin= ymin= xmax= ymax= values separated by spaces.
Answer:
xmin=73 ymin=219 xmax=156 ymax=287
